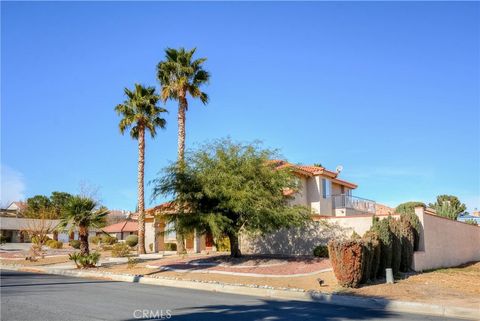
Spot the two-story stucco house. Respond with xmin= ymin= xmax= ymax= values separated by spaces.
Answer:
xmin=272 ymin=160 xmax=376 ymax=217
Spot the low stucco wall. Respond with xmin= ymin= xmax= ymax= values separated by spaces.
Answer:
xmin=413 ymin=207 xmax=480 ymax=271
xmin=240 ymin=215 xmax=395 ymax=256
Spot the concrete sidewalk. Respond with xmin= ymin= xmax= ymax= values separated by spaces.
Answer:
xmin=1 ymin=264 xmax=478 ymax=320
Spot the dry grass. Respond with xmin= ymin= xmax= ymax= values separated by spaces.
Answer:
xmin=344 ymin=262 xmax=480 ymax=309
xmin=0 ymin=256 xmax=70 ymax=266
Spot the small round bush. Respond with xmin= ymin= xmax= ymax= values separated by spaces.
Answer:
xmin=69 ymin=240 xmax=81 ymax=249
xmin=48 ymin=240 xmax=63 ymax=249
xmin=313 ymin=245 xmax=329 ymax=258
xmin=125 ymin=235 xmax=138 ymax=248
xmin=101 ymin=235 xmax=117 ymax=245
xmin=111 ymin=243 xmax=130 ymax=257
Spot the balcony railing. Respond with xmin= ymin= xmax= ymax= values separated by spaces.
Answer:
xmin=331 ymin=194 xmax=376 ymax=214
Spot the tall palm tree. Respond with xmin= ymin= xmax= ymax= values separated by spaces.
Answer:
xmin=59 ymin=196 xmax=108 ymax=255
xmin=115 ymin=84 xmax=167 ymax=254
xmin=157 ymin=47 xmax=210 ymax=162
xmin=157 ymin=48 xmax=210 ymax=253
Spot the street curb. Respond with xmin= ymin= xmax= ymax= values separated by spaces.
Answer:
xmin=2 ymin=265 xmax=478 ymax=320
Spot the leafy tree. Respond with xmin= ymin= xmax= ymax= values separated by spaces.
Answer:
xmin=25 ymin=195 xmax=52 ymax=213
xmin=50 ymin=191 xmax=74 ymax=218
xmin=152 ymin=139 xmax=310 ymax=257
xmin=115 ymin=84 xmax=167 ymax=254
xmin=58 ymin=196 xmax=108 ymax=255
xmin=429 ymin=195 xmax=466 ymax=220
xmin=156 ymin=47 xmax=210 ymax=253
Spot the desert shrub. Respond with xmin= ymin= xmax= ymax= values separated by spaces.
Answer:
xmin=89 ymin=235 xmax=101 ymax=244
xmin=111 ymin=242 xmax=130 ymax=257
xmin=125 ymin=235 xmax=138 ymax=248
xmin=388 ymin=217 xmax=402 ymax=276
xmin=372 ymin=217 xmax=393 ymax=277
xmin=328 ymin=239 xmax=364 ymax=288
xmin=101 ymin=234 xmax=117 ymax=245
xmin=31 ymin=235 xmax=51 ymax=246
xmin=313 ymin=245 xmax=329 ymax=258
xmin=69 ymin=252 xmax=101 ymax=268
xmin=47 ymin=240 xmax=63 ymax=249
xmin=164 ymin=243 xmax=177 ymax=251
xmin=362 ymin=230 xmax=381 ymax=281
xmin=127 ymin=257 xmax=139 ymax=269
xmin=69 ymin=240 xmax=81 ymax=249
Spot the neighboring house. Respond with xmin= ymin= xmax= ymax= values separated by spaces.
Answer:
xmin=106 ymin=209 xmax=132 ymax=225
xmin=272 ymin=160 xmax=376 ymax=216
xmin=1 ymin=201 xmax=27 ymax=218
xmin=103 ymin=220 xmax=138 ymax=240
xmin=457 ymin=213 xmax=480 ymax=225
xmin=0 ymin=217 xmax=72 ymax=243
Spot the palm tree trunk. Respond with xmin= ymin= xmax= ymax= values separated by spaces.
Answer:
xmin=137 ymin=127 xmax=147 ymax=254
xmin=79 ymin=225 xmax=89 ymax=256
xmin=175 ymin=96 xmax=188 ymax=254
xmin=177 ymin=97 xmax=188 ymax=162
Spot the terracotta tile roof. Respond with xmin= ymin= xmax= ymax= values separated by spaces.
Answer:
xmin=271 ymin=160 xmax=357 ymax=188
xmin=102 ymin=220 xmax=138 ymax=233
xmin=375 ymin=203 xmax=395 ymax=215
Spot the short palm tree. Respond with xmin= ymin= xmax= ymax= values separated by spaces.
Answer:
xmin=157 ymin=48 xmax=209 ymax=253
xmin=115 ymin=84 xmax=167 ymax=254
xmin=59 ymin=196 xmax=108 ymax=255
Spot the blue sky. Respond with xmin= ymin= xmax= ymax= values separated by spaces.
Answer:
xmin=1 ymin=2 xmax=479 ymax=212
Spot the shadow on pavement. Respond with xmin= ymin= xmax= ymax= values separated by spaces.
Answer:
xmin=121 ymin=299 xmax=395 ymax=321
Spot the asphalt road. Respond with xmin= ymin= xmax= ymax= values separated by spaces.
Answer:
xmin=0 ymin=270 xmax=461 ymax=321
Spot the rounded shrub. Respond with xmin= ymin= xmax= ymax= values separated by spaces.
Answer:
xmin=125 ymin=235 xmax=138 ymax=248
xmin=69 ymin=240 xmax=81 ymax=249
xmin=313 ymin=245 xmax=329 ymax=258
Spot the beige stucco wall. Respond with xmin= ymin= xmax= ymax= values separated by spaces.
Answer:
xmin=413 ymin=207 xmax=480 ymax=271
xmin=289 ymin=177 xmax=308 ymax=207
xmin=144 ymin=221 xmax=157 ymax=253
xmin=240 ymin=215 xmax=394 ymax=256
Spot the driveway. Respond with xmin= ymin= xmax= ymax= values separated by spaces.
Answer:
xmin=0 ymin=270 xmax=463 ymax=321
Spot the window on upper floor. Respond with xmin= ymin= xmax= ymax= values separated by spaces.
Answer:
xmin=322 ymin=178 xmax=331 ymax=199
